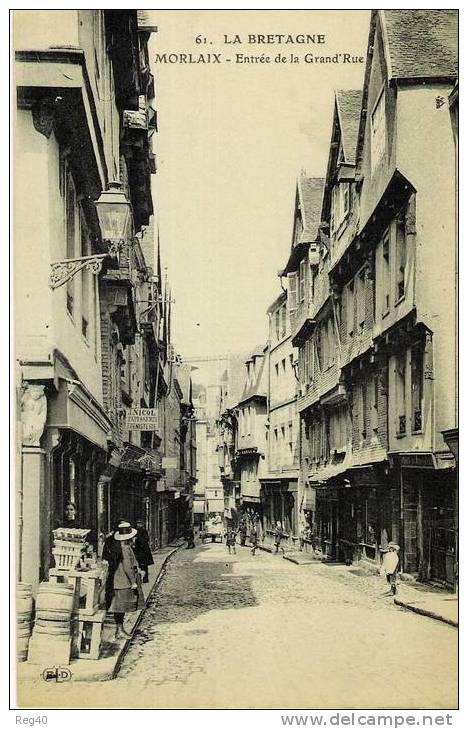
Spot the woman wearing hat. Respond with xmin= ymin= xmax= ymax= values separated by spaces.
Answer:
xmin=104 ymin=521 xmax=145 ymax=640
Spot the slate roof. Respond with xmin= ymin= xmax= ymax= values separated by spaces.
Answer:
xmin=240 ymin=348 xmax=267 ymax=404
xmin=298 ymin=176 xmax=325 ymax=244
xmin=381 ymin=10 xmax=458 ymax=81
xmin=175 ymin=363 xmax=193 ymax=404
xmin=335 ymin=90 xmax=362 ymax=165
xmin=267 ymin=290 xmax=287 ymax=315
xmin=223 ymin=354 xmax=249 ymax=410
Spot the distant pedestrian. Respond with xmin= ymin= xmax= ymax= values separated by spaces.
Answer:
xmin=185 ymin=524 xmax=195 ymax=549
xmin=250 ymin=528 xmax=258 ymax=556
xmin=226 ymin=528 xmax=237 ymax=555
xmin=299 ymin=524 xmax=310 ymax=552
xmin=133 ymin=518 xmax=154 ymax=583
xmin=239 ymin=520 xmax=247 ymax=546
xmin=380 ymin=542 xmax=400 ymax=596
xmin=274 ymin=521 xmax=283 ymax=554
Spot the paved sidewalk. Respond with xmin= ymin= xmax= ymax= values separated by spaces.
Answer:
xmin=280 ymin=550 xmax=458 ymax=627
xmin=18 ymin=540 xmax=185 ymax=683
xmin=394 ymin=583 xmax=458 ymax=627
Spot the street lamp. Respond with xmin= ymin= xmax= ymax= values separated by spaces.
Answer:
xmin=95 ymin=181 xmax=132 ymax=254
xmin=49 ymin=181 xmax=133 ymax=290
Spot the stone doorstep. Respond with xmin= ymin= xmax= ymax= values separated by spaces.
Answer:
xmin=17 ymin=543 xmax=183 ymax=684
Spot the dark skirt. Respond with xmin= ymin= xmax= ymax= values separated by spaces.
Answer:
xmin=109 ymin=582 xmax=145 ymax=614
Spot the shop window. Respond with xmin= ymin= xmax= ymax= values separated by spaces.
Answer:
xmin=371 ymin=87 xmax=386 ymax=172
xmin=411 ymin=344 xmax=424 ymax=432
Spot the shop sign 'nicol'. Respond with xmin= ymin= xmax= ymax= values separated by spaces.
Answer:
xmin=125 ymin=408 xmax=160 ymax=431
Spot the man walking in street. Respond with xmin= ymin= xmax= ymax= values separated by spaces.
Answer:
xmin=250 ymin=526 xmax=258 ymax=556
xmin=239 ymin=519 xmax=247 ymax=547
xmin=226 ymin=527 xmax=237 ymax=555
xmin=185 ymin=523 xmax=195 ymax=549
xmin=274 ymin=521 xmax=283 ymax=554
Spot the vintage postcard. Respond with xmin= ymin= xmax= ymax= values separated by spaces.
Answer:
xmin=12 ymin=8 xmax=458 ymax=715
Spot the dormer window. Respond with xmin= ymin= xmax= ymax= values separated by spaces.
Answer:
xmin=331 ymin=182 xmax=350 ymax=237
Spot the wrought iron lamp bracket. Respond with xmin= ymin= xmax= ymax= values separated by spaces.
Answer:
xmin=49 ymin=254 xmax=108 ymax=290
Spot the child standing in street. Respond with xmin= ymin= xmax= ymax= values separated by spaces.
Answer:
xmin=380 ymin=542 xmax=400 ymax=595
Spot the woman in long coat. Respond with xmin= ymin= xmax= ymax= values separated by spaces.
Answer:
xmin=104 ymin=521 xmax=145 ymax=639
xmin=133 ymin=518 xmax=155 ymax=582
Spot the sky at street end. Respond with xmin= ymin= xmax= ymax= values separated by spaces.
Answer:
xmin=149 ymin=10 xmax=370 ymax=382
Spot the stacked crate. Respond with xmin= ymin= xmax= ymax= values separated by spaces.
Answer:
xmin=27 ymin=528 xmax=90 ymax=666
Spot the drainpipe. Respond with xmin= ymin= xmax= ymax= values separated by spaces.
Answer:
xmin=399 ymin=466 xmax=405 ymax=573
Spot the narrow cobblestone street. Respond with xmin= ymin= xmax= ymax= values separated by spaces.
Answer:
xmin=21 ymin=542 xmax=457 ymax=709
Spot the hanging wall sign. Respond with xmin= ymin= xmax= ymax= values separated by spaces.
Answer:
xmin=125 ymin=408 xmax=160 ymax=431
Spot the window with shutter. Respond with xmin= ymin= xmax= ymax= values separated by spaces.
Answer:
xmin=361 ymin=382 xmax=367 ymax=440
xmin=65 ymin=166 xmax=77 ymax=318
xmin=357 ymin=268 xmax=366 ymax=328
xmin=382 ymin=231 xmax=390 ymax=315
xmin=347 ymin=280 xmax=355 ymax=336
xmin=396 ymin=353 xmax=407 ymax=435
xmin=411 ymin=345 xmax=423 ymax=432
xmin=287 ymin=273 xmax=298 ymax=325
xmin=395 ymin=213 xmax=407 ymax=302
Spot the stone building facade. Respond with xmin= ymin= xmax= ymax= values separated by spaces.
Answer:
xmin=282 ymin=10 xmax=458 ymax=588
xmin=14 ymin=10 xmax=193 ymax=587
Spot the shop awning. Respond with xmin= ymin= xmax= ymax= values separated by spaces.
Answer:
xmin=193 ymin=500 xmax=206 ymax=514
xmin=47 ymin=379 xmax=112 ymax=451
xmin=206 ymin=499 xmax=225 ymax=513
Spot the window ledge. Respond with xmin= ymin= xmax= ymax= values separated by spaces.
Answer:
xmin=395 ymin=294 xmax=406 ymax=306
xmin=381 ymin=309 xmax=390 ymax=319
xmin=395 ymin=432 xmax=407 ymax=439
xmin=411 ymin=429 xmax=423 ymax=436
xmin=66 ymin=310 xmax=75 ymax=326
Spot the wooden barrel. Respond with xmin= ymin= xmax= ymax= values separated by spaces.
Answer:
xmin=35 ymin=582 xmax=74 ymax=622
xmin=17 ymin=622 xmax=32 ymax=638
xmin=17 ymin=583 xmax=33 ymax=621
xmin=34 ymin=619 xmax=70 ymax=636
xmin=17 ymin=634 xmax=30 ymax=662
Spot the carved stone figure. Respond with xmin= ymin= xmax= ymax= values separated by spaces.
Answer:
xmin=21 ymin=384 xmax=47 ymax=447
